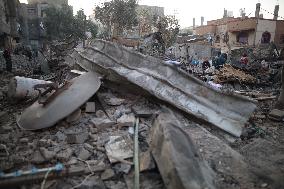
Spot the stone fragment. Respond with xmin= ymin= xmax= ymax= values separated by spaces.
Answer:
xmin=56 ymin=148 xmax=73 ymax=161
xmin=84 ymin=143 xmax=94 ymax=151
xmin=140 ymin=151 xmax=156 ymax=172
xmin=91 ymin=117 xmax=115 ymax=130
xmin=66 ymin=109 xmax=81 ymax=123
xmin=66 ymin=132 xmax=88 ymax=144
xmin=104 ymin=181 xmax=126 ymax=189
xmin=55 ymin=131 xmax=66 ymax=142
xmin=77 ymin=148 xmax=92 ymax=160
xmin=0 ymin=111 xmax=9 ymax=123
xmin=79 ymin=176 xmax=106 ymax=189
xmin=96 ymin=110 xmax=108 ymax=118
xmin=19 ymin=138 xmax=29 ymax=144
xmin=40 ymin=147 xmax=56 ymax=160
xmin=38 ymin=139 xmax=51 ymax=147
xmin=101 ymin=168 xmax=115 ymax=180
xmin=85 ymin=102 xmax=96 ymax=113
xmin=117 ymin=114 xmax=135 ymax=127
xmin=113 ymin=163 xmax=131 ymax=174
xmin=269 ymin=109 xmax=284 ymax=121
xmin=105 ymin=135 xmax=133 ymax=163
xmin=31 ymin=150 xmax=46 ymax=164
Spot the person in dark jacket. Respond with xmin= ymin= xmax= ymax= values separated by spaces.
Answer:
xmin=3 ymin=49 xmax=12 ymax=72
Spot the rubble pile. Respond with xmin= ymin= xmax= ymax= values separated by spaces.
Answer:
xmin=0 ymin=40 xmax=284 ymax=189
xmin=214 ymin=64 xmax=256 ymax=84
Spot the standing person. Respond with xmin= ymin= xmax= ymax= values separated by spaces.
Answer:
xmin=3 ymin=48 xmax=12 ymax=72
xmin=240 ymin=53 xmax=249 ymax=65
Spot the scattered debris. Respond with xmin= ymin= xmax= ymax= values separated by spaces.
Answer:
xmin=105 ymin=135 xmax=133 ymax=164
xmin=85 ymin=102 xmax=96 ymax=113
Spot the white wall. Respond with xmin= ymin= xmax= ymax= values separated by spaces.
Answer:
xmin=255 ymin=19 xmax=276 ymax=45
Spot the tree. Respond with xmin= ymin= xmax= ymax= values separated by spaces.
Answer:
xmin=44 ymin=4 xmax=74 ymax=40
xmin=157 ymin=15 xmax=180 ymax=48
xmin=45 ymin=6 xmax=98 ymax=41
xmin=94 ymin=0 xmax=138 ymax=37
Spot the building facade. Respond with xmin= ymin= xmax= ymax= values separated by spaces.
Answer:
xmin=19 ymin=0 xmax=68 ymax=50
xmin=0 ymin=0 xmax=20 ymax=50
xmin=195 ymin=4 xmax=284 ymax=52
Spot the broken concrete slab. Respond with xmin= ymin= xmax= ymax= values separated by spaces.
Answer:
xmin=117 ymin=113 xmax=135 ymax=127
xmin=56 ymin=148 xmax=73 ymax=161
xmin=77 ymin=148 xmax=92 ymax=160
xmin=85 ymin=102 xmax=96 ymax=113
xmin=73 ymin=40 xmax=256 ymax=137
xmin=66 ymin=109 xmax=81 ymax=123
xmin=17 ymin=72 xmax=101 ymax=130
xmin=66 ymin=132 xmax=89 ymax=144
xmin=105 ymin=135 xmax=133 ymax=164
xmin=101 ymin=168 xmax=115 ymax=180
xmin=139 ymin=151 xmax=156 ymax=172
xmin=97 ymin=93 xmax=125 ymax=106
xmin=150 ymin=111 xmax=215 ymax=189
xmin=91 ymin=117 xmax=116 ymax=130
xmin=268 ymin=109 xmax=284 ymax=121
xmin=182 ymin=118 xmax=258 ymax=189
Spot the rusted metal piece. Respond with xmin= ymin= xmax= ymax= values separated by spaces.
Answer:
xmin=70 ymin=40 xmax=256 ymax=137
xmin=17 ymin=72 xmax=101 ymax=130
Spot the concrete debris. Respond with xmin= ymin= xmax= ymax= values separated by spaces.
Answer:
xmin=17 ymin=72 xmax=101 ymax=130
xmin=56 ymin=148 xmax=73 ymax=161
xmin=66 ymin=132 xmax=89 ymax=144
xmin=113 ymin=163 xmax=132 ymax=174
xmin=139 ymin=151 xmax=156 ymax=172
xmin=85 ymin=102 xmax=96 ymax=113
xmin=97 ymin=93 xmax=125 ymax=106
xmin=72 ymin=40 xmax=256 ymax=137
xmin=101 ymin=168 xmax=115 ymax=180
xmin=105 ymin=135 xmax=133 ymax=163
xmin=40 ymin=147 xmax=56 ymax=161
xmin=268 ymin=109 xmax=284 ymax=121
xmin=96 ymin=110 xmax=108 ymax=118
xmin=150 ymin=110 xmax=215 ymax=189
xmin=91 ymin=117 xmax=116 ymax=130
xmin=117 ymin=113 xmax=135 ymax=127
xmin=76 ymin=147 xmax=92 ymax=160
xmin=66 ymin=109 xmax=81 ymax=123
xmin=0 ymin=111 xmax=9 ymax=123
xmin=31 ymin=150 xmax=46 ymax=164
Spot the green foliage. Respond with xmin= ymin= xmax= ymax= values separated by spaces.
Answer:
xmin=44 ymin=4 xmax=74 ymax=40
xmin=157 ymin=15 xmax=180 ymax=47
xmin=94 ymin=0 xmax=138 ymax=36
xmin=44 ymin=6 xmax=98 ymax=40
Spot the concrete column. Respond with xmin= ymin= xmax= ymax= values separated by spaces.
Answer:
xmin=273 ymin=5 xmax=279 ymax=20
xmin=255 ymin=3 xmax=261 ymax=18
xmin=193 ymin=18 xmax=195 ymax=29
xmin=201 ymin=16 xmax=204 ymax=26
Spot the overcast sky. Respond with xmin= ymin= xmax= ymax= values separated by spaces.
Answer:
xmin=20 ymin=0 xmax=284 ymax=28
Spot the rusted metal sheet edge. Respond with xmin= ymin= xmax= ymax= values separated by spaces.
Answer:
xmin=72 ymin=48 xmax=254 ymax=137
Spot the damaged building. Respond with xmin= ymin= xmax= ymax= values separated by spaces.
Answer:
xmin=0 ymin=0 xmax=20 ymax=50
xmin=195 ymin=3 xmax=284 ymax=52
